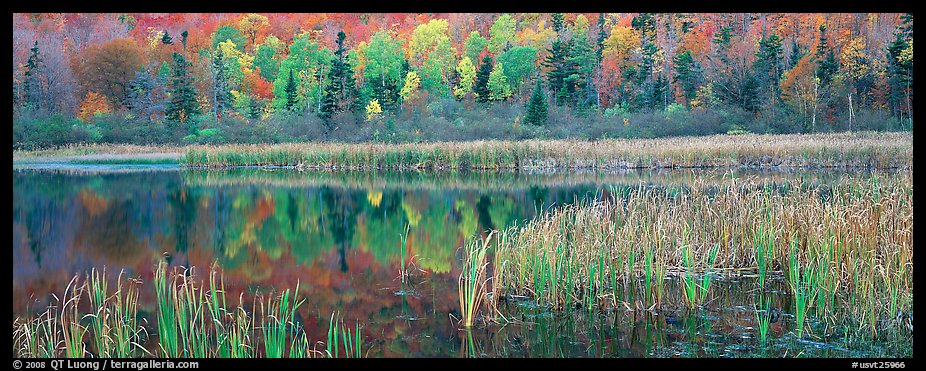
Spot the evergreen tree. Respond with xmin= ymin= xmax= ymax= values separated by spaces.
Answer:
xmin=672 ymin=50 xmax=700 ymax=108
xmin=161 ymin=31 xmax=173 ymax=45
xmin=815 ymin=25 xmax=838 ymax=87
xmin=525 ymin=79 xmax=548 ymax=125
xmin=284 ymin=68 xmax=298 ymax=111
xmin=211 ymin=48 xmax=232 ymax=119
xmin=165 ymin=53 xmax=200 ymax=127
xmin=753 ymin=34 xmax=783 ymax=106
xmin=126 ymin=66 xmax=165 ymax=122
xmin=788 ymin=39 xmax=803 ymax=70
xmin=566 ymin=20 xmax=596 ymax=109
xmin=22 ymin=41 xmax=43 ymax=110
xmin=886 ymin=33 xmax=913 ymax=122
xmin=543 ymin=13 xmax=575 ymax=107
xmin=474 ymin=54 xmax=493 ymax=103
xmin=321 ymin=31 xmax=361 ymax=121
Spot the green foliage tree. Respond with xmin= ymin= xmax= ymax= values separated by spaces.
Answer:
xmin=886 ymin=25 xmax=913 ymax=125
xmin=410 ymin=19 xmax=455 ymax=97
xmin=271 ymin=33 xmax=333 ymax=113
xmin=815 ymin=25 xmax=838 ymax=87
xmin=753 ymin=34 xmax=783 ymax=106
xmin=126 ymin=66 xmax=165 ymax=122
xmin=211 ymin=25 xmax=246 ymax=52
xmin=543 ymin=13 xmax=580 ymax=107
xmin=487 ymin=62 xmax=512 ymax=101
xmin=284 ymin=68 xmax=298 ymax=111
xmin=453 ymin=56 xmax=477 ymax=100
xmin=567 ymin=20 xmax=596 ymax=109
xmin=22 ymin=41 xmax=43 ymax=110
xmin=488 ymin=14 xmax=517 ymax=55
xmin=673 ymin=50 xmax=700 ymax=108
xmin=211 ymin=48 xmax=232 ymax=119
xmin=497 ymin=46 xmax=537 ymax=99
xmin=254 ymin=35 xmax=283 ymax=82
xmin=363 ymin=31 xmax=405 ymax=111
xmin=463 ymin=31 xmax=489 ymax=68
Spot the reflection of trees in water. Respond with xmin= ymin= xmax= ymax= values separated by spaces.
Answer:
xmin=16 ymin=170 xmax=622 ymax=293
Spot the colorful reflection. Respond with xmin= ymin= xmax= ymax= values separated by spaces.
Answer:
xmin=12 ymin=167 xmax=908 ymax=357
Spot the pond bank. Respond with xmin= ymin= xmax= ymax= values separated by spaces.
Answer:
xmin=13 ymin=132 xmax=913 ymax=170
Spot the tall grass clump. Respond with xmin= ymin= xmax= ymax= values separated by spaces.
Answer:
xmin=14 ymin=262 xmax=365 ymax=358
xmin=681 ymin=243 xmax=720 ymax=309
xmin=325 ymin=312 xmax=364 ymax=358
xmin=154 ymin=261 xmax=180 ymax=357
xmin=485 ymin=171 xmax=911 ymax=338
xmin=754 ymin=296 xmax=773 ymax=342
xmin=458 ymin=232 xmax=492 ymax=328
xmin=260 ymin=284 xmax=304 ymax=358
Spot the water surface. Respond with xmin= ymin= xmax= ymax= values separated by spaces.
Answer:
xmin=12 ymin=166 xmax=911 ymax=357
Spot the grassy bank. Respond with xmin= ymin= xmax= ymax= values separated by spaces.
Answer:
xmin=13 ymin=132 xmax=911 ymax=170
xmin=12 ymin=262 xmax=365 ymax=358
xmin=13 ymin=144 xmax=185 ymax=165
xmin=464 ymin=171 xmax=912 ymax=338
xmin=184 ymin=132 xmax=911 ymax=170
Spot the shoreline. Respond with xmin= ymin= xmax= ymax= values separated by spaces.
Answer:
xmin=12 ymin=132 xmax=913 ymax=170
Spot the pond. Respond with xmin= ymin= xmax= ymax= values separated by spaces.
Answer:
xmin=12 ymin=166 xmax=912 ymax=357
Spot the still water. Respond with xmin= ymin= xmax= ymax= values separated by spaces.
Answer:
xmin=11 ymin=166 xmax=911 ymax=357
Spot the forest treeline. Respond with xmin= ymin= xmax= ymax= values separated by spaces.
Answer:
xmin=12 ymin=13 xmax=913 ymax=148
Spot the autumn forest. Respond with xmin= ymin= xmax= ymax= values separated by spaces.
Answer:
xmin=12 ymin=13 xmax=914 ymax=148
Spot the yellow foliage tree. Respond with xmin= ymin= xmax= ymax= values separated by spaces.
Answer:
xmin=365 ymin=99 xmax=383 ymax=122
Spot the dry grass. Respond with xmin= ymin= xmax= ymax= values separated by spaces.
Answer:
xmin=482 ymin=170 xmax=912 ymax=337
xmin=183 ymin=132 xmax=912 ymax=170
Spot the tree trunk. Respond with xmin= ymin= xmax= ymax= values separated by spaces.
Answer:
xmin=847 ymin=92 xmax=853 ymax=132
xmin=811 ymin=80 xmax=818 ymax=132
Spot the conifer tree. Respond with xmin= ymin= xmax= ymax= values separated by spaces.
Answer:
xmin=284 ymin=68 xmax=298 ymax=111
xmin=22 ymin=41 xmax=43 ymax=110
xmin=165 ymin=53 xmax=200 ymax=127
xmin=474 ymin=54 xmax=493 ymax=103
xmin=211 ymin=48 xmax=232 ymax=119
xmin=321 ymin=31 xmax=360 ymax=121
xmin=525 ymin=79 xmax=548 ymax=125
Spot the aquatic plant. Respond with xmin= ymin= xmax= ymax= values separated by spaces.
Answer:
xmin=326 ymin=312 xmax=363 ymax=358
xmin=754 ymin=296 xmax=773 ymax=343
xmin=260 ymin=284 xmax=304 ymax=358
xmin=458 ymin=232 xmax=492 ymax=328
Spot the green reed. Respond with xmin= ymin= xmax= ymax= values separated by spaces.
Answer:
xmin=183 ymin=133 xmax=911 ymax=170
xmin=15 ymin=263 xmax=371 ymax=359
xmin=87 ymin=268 xmax=110 ymax=356
xmin=399 ymin=223 xmax=410 ymax=283
xmin=154 ymin=261 xmax=180 ymax=357
xmin=260 ymin=283 xmax=304 ymax=358
xmin=682 ymin=243 xmax=719 ymax=309
xmin=754 ymin=296 xmax=773 ymax=343
xmin=326 ymin=312 xmax=363 ymax=358
xmin=458 ymin=232 xmax=491 ymax=328
xmin=110 ymin=272 xmax=142 ymax=357
xmin=788 ymin=241 xmax=819 ymax=339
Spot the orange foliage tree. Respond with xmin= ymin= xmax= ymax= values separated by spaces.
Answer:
xmin=77 ymin=91 xmax=112 ymax=122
